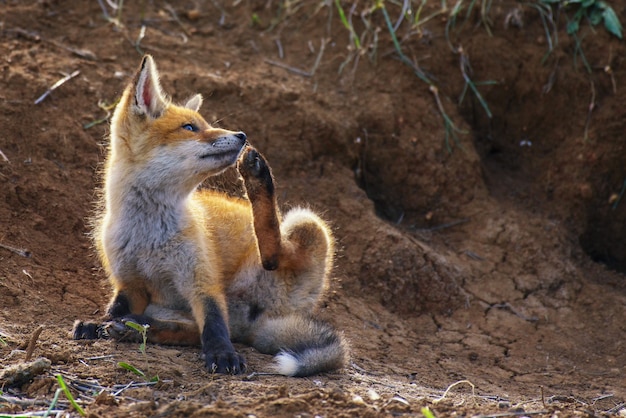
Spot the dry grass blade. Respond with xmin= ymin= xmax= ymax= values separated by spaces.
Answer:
xmin=457 ymin=45 xmax=494 ymax=118
xmin=474 ymin=411 xmax=549 ymax=418
xmin=378 ymin=3 xmax=467 ymax=150
xmin=0 ymin=241 xmax=31 ymax=258
xmin=25 ymin=326 xmax=44 ymax=361
xmin=264 ymin=38 xmax=327 ymax=77
xmin=5 ymin=27 xmax=97 ymax=60
xmin=583 ymin=80 xmax=595 ymax=142
xmin=164 ymin=2 xmax=191 ymax=37
xmin=34 ymin=70 xmax=80 ymax=105
xmin=432 ymin=379 xmax=476 ymax=404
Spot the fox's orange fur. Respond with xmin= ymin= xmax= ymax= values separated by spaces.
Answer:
xmin=73 ymin=55 xmax=348 ymax=377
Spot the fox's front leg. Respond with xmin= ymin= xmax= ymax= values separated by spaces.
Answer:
xmin=189 ymin=265 xmax=246 ymax=374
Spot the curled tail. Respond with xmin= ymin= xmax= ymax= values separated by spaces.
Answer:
xmin=251 ymin=315 xmax=349 ymax=377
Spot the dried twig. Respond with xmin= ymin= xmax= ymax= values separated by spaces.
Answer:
xmin=474 ymin=411 xmax=549 ymax=418
xmin=0 ymin=149 xmax=9 ymax=163
xmin=85 ymin=354 xmax=116 ymax=361
xmin=275 ymin=38 xmax=284 ymax=59
xmin=112 ymin=380 xmax=158 ymax=396
xmin=0 ymin=241 xmax=31 ymax=258
xmin=34 ymin=70 xmax=80 ymax=105
xmin=0 ymin=393 xmax=56 ymax=408
xmin=424 ymin=218 xmax=470 ymax=232
xmin=605 ymin=47 xmax=615 ymax=92
xmin=583 ymin=80 xmax=596 ymax=142
xmin=164 ymin=2 xmax=191 ymax=37
xmin=25 ymin=325 xmax=45 ymax=361
xmin=309 ymin=38 xmax=327 ymax=76
xmin=264 ymin=59 xmax=313 ymax=77
xmin=265 ymin=38 xmax=327 ymax=78
xmin=432 ymin=379 xmax=476 ymax=404
xmin=5 ymin=27 xmax=97 ymax=60
xmin=542 ymin=57 xmax=560 ymax=94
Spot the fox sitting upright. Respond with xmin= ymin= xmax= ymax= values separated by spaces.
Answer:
xmin=73 ymin=55 xmax=348 ymax=377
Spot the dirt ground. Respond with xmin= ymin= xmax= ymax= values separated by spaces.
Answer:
xmin=1 ymin=1 xmax=626 ymax=416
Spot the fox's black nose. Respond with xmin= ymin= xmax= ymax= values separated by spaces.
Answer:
xmin=235 ymin=132 xmax=247 ymax=141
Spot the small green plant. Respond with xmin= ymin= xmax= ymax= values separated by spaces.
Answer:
xmin=421 ymin=406 xmax=437 ymax=418
xmin=56 ymin=374 xmax=86 ymax=416
xmin=251 ymin=12 xmax=261 ymax=26
xmin=120 ymin=321 xmax=160 ymax=382
xmin=0 ymin=336 xmax=7 ymax=347
xmin=118 ymin=361 xmax=145 ymax=377
xmin=118 ymin=362 xmax=160 ymax=382
xmin=334 ymin=0 xmax=361 ymax=50
xmin=83 ymin=97 xmax=120 ymax=130
xmin=457 ymin=46 xmax=497 ymax=119
xmin=125 ymin=320 xmax=150 ymax=354
xmin=541 ymin=0 xmax=622 ymax=39
xmin=378 ymin=2 xmax=469 ymax=151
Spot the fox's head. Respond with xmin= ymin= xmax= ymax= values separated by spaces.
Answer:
xmin=108 ymin=55 xmax=247 ymax=191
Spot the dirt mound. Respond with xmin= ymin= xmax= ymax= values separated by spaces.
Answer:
xmin=1 ymin=1 xmax=625 ymax=416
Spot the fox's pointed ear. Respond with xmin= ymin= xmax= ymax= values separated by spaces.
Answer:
xmin=133 ymin=55 xmax=167 ymax=118
xmin=184 ymin=94 xmax=203 ymax=111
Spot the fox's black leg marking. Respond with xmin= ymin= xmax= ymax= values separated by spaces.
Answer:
xmin=201 ymin=297 xmax=246 ymax=374
xmin=107 ymin=292 xmax=132 ymax=318
xmin=73 ymin=293 xmax=136 ymax=340
xmin=248 ymin=303 xmax=264 ymax=322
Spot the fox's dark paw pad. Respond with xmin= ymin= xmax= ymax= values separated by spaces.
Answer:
xmin=72 ymin=320 xmax=107 ymax=340
xmin=104 ymin=319 xmax=144 ymax=342
xmin=262 ymin=254 xmax=279 ymax=271
xmin=202 ymin=349 xmax=246 ymax=375
xmin=238 ymin=147 xmax=269 ymax=179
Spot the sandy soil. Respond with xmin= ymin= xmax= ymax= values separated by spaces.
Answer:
xmin=1 ymin=1 xmax=626 ymax=416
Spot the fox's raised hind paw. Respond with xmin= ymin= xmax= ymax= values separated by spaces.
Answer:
xmin=237 ymin=147 xmax=272 ymax=183
xmin=237 ymin=147 xmax=281 ymax=271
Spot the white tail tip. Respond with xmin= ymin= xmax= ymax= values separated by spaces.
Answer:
xmin=273 ymin=352 xmax=299 ymax=377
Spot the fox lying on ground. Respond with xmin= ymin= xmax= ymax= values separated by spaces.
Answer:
xmin=73 ymin=55 xmax=348 ymax=376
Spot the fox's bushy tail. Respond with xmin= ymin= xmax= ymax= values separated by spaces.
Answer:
xmin=251 ymin=314 xmax=349 ymax=377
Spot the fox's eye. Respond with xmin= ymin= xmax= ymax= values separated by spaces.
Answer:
xmin=182 ymin=123 xmax=198 ymax=132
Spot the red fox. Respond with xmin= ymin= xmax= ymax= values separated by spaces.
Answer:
xmin=73 ymin=55 xmax=348 ymax=376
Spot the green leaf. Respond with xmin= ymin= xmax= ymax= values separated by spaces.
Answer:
xmin=567 ymin=19 xmax=580 ymax=34
xmin=56 ymin=374 xmax=86 ymax=416
xmin=124 ymin=321 xmax=149 ymax=333
xmin=588 ymin=7 xmax=603 ymax=25
xmin=581 ymin=0 xmax=596 ymax=7
xmin=602 ymin=6 xmax=623 ymax=38
xmin=421 ymin=407 xmax=437 ymax=418
xmin=118 ymin=362 xmax=146 ymax=377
